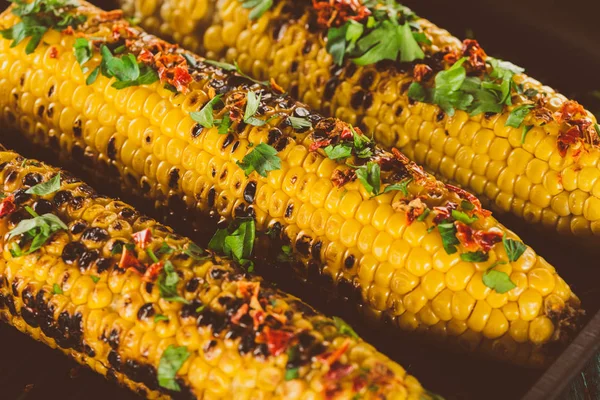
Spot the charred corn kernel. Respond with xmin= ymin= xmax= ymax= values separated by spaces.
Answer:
xmin=0 ymin=1 xmax=583 ymax=367
xmin=117 ymin=0 xmax=600 ymax=241
xmin=0 ymin=149 xmax=427 ymax=400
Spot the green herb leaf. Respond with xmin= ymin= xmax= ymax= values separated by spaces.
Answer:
xmin=217 ymin=113 xmax=232 ymax=135
xmin=437 ymin=222 xmax=459 ymax=254
xmin=288 ymin=116 xmax=312 ymax=130
xmin=483 ymin=268 xmax=516 ymax=294
xmin=461 ymin=200 xmax=475 ymax=211
xmin=416 ymin=208 xmax=430 ymax=222
xmin=203 ymin=59 xmax=237 ymax=71
xmin=397 ymin=22 xmax=425 ymax=62
xmin=333 ymin=316 xmax=359 ymax=339
xmin=86 ymin=65 xmax=100 ymax=85
xmin=460 ymin=251 xmax=489 ymax=262
xmin=506 ymin=104 xmax=535 ymax=128
xmin=243 ymin=90 xmax=266 ymax=126
xmin=285 ymin=367 xmax=299 ymax=381
xmin=25 ymin=172 xmax=61 ymax=195
xmin=208 ymin=219 xmax=256 ymax=263
xmin=99 ymin=45 xmax=158 ymax=89
xmin=407 ymin=82 xmax=428 ymax=102
xmin=382 ymin=178 xmax=412 ymax=196
xmin=190 ymin=95 xmax=223 ymax=129
xmin=183 ymin=242 xmax=210 ymax=261
xmin=9 ymin=242 xmax=22 ymax=257
xmin=73 ymin=37 xmax=92 ymax=70
xmin=157 ymin=261 xmax=189 ymax=304
xmin=352 ymin=127 xmax=373 ymax=158
xmin=451 ymin=209 xmax=478 ymax=225
xmin=155 ymin=242 xmax=174 ymax=257
xmin=432 ymin=58 xmax=473 ymax=116
xmin=521 ymin=125 xmax=533 ymax=144
xmin=355 ymin=162 xmax=381 ymax=196
xmin=8 ymin=212 xmax=68 ymax=255
xmin=503 ymin=236 xmax=527 ymax=262
xmin=154 ymin=314 xmax=169 ymax=323
xmin=236 ymin=143 xmax=281 ymax=177
xmin=323 ymin=144 xmax=352 ymax=160
xmin=90 ymin=275 xmax=100 ymax=283
xmin=158 ymin=345 xmax=190 ymax=391
xmin=240 ymin=0 xmax=273 ymax=20
xmin=352 ymin=20 xmax=400 ymax=66
xmin=326 ymin=20 xmax=364 ymax=66
xmin=52 ymin=283 xmax=63 ymax=295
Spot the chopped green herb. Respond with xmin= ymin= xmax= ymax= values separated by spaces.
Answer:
xmin=157 ymin=345 xmax=190 ymax=391
xmin=437 ymin=222 xmax=459 ymax=254
xmin=208 ymin=219 xmax=256 ymax=264
xmin=285 ymin=367 xmax=299 ymax=381
xmin=99 ymin=45 xmax=159 ymax=89
xmin=155 ymin=242 xmax=174 ymax=257
xmin=111 ymin=242 xmax=135 ymax=255
xmin=190 ymin=95 xmax=223 ymax=129
xmin=288 ymin=116 xmax=312 ymax=130
xmin=9 ymin=242 xmax=22 ymax=257
xmin=90 ymin=275 xmax=100 ymax=283
xmin=7 ymin=212 xmax=68 ymax=255
xmin=240 ymin=0 xmax=273 ymax=20
xmin=524 ymin=88 xmax=539 ymax=98
xmin=237 ymin=143 xmax=281 ymax=177
xmin=25 ymin=172 xmax=61 ymax=195
xmin=183 ymin=242 xmax=210 ymax=261
xmin=157 ymin=261 xmax=189 ymax=304
xmin=277 ymin=244 xmax=294 ymax=262
xmin=73 ymin=37 xmax=92 ymax=71
xmin=382 ymin=177 xmax=412 ymax=196
xmin=461 ymin=200 xmax=475 ymax=211
xmin=451 ymin=209 xmax=477 ymax=225
xmin=505 ymin=104 xmax=534 ymax=128
xmin=323 ymin=143 xmax=352 ymax=160
xmin=521 ymin=125 xmax=534 ymax=144
xmin=326 ymin=20 xmax=364 ymax=66
xmin=416 ymin=208 xmax=430 ymax=222
xmin=460 ymin=251 xmax=489 ymax=262
xmin=503 ymin=236 xmax=527 ymax=262
xmin=154 ymin=314 xmax=169 ymax=323
xmin=195 ymin=305 xmax=206 ymax=313
xmin=351 ymin=127 xmax=373 ymax=158
xmin=147 ymin=248 xmax=159 ymax=263
xmin=243 ymin=90 xmax=266 ymax=126
xmin=86 ymin=65 xmax=100 ymax=85
xmin=354 ymin=162 xmax=381 ymax=196
xmin=217 ymin=113 xmax=232 ymax=135
xmin=52 ymin=283 xmax=63 ymax=295
xmin=203 ymin=59 xmax=237 ymax=71
xmin=333 ymin=316 xmax=359 ymax=339
xmin=483 ymin=266 xmax=516 ymax=294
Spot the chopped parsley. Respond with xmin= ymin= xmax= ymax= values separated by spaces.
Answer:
xmin=52 ymin=283 xmax=63 ymax=294
xmin=208 ymin=218 xmax=256 ymax=266
xmin=90 ymin=275 xmax=100 ymax=283
xmin=73 ymin=37 xmax=92 ymax=71
xmin=7 ymin=208 xmax=68 ymax=255
xmin=382 ymin=177 xmax=412 ymax=196
xmin=243 ymin=90 xmax=266 ymax=126
xmin=437 ymin=222 xmax=459 ymax=255
xmin=521 ymin=125 xmax=534 ymax=144
xmin=25 ymin=172 xmax=61 ymax=195
xmin=324 ymin=143 xmax=352 ymax=160
xmin=451 ymin=209 xmax=477 ymax=225
xmin=505 ymin=104 xmax=534 ymax=128
xmin=503 ymin=236 xmax=527 ymax=262
xmin=460 ymin=251 xmax=489 ymax=262
xmin=190 ymin=95 xmax=223 ymax=129
xmin=237 ymin=143 xmax=281 ymax=177
xmin=183 ymin=242 xmax=210 ymax=261
xmin=111 ymin=242 xmax=135 ymax=255
xmin=154 ymin=314 xmax=169 ymax=323
xmin=333 ymin=316 xmax=359 ymax=339
xmin=288 ymin=116 xmax=312 ymax=131
xmin=217 ymin=113 xmax=232 ymax=135
xmin=416 ymin=208 xmax=430 ymax=222
xmin=155 ymin=242 xmax=174 ymax=257
xmin=285 ymin=367 xmax=299 ymax=381
xmin=482 ymin=262 xmax=515 ymax=294
xmin=158 ymin=345 xmax=190 ymax=391
xmin=461 ymin=200 xmax=475 ymax=211
xmin=240 ymin=0 xmax=273 ymax=20
xmin=1 ymin=0 xmax=86 ymax=54
xmin=88 ymin=45 xmax=159 ymax=89
xmin=354 ymin=162 xmax=381 ymax=196
xmin=157 ymin=261 xmax=189 ymax=304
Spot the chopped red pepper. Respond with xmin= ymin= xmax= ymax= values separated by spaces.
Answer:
xmin=462 ymin=39 xmax=487 ymax=73
xmin=264 ymin=327 xmax=295 ymax=356
xmin=270 ymin=78 xmax=285 ymax=94
xmin=413 ymin=64 xmax=433 ymax=83
xmin=119 ymin=248 xmax=144 ymax=274
xmin=455 ymin=221 xmax=477 ymax=251
xmin=557 ymin=125 xmax=581 ymax=157
xmin=312 ymin=0 xmax=371 ymax=28
xmin=433 ymin=202 xmax=457 ymax=224
xmin=325 ymin=363 xmax=355 ymax=381
xmin=318 ymin=339 xmax=350 ymax=366
xmin=309 ymin=138 xmax=332 ymax=152
xmin=331 ymin=168 xmax=356 ymax=187
xmin=340 ymin=126 xmax=353 ymax=140
xmin=0 ymin=195 xmax=16 ymax=218
xmin=231 ymin=303 xmax=249 ymax=325
xmin=473 ymin=227 xmax=503 ymax=252
xmin=142 ymin=262 xmax=163 ymax=282
xmin=555 ymin=101 xmax=587 ymax=124
xmin=49 ymin=46 xmax=58 ymax=58
xmin=132 ymin=228 xmax=152 ymax=249
xmin=446 ymin=184 xmax=491 ymax=217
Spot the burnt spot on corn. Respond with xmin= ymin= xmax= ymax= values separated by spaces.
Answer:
xmin=344 ymin=254 xmax=356 ymax=269
xmin=360 ymin=70 xmax=376 ymax=90
xmin=81 ymin=227 xmax=109 ymax=242
xmin=168 ymin=167 xmax=180 ymax=189
xmin=37 ymin=104 xmax=45 ymax=118
xmin=78 ymin=250 xmax=99 ymax=271
xmin=107 ymin=136 xmax=117 ymax=159
xmin=267 ymin=128 xmax=283 ymax=146
xmin=33 ymin=199 xmax=54 ymax=215
xmin=53 ymin=189 xmax=73 ymax=206
xmin=222 ymin=133 xmax=235 ymax=149
xmin=23 ymin=172 xmax=43 ymax=187
xmin=46 ymin=104 xmax=54 ymax=118
xmin=62 ymin=241 xmax=86 ymax=264
xmin=295 ymin=235 xmax=312 ymax=256
xmin=243 ymin=181 xmax=256 ymax=204
xmin=73 ymin=119 xmax=82 ymax=137
xmin=70 ymin=220 xmax=87 ymax=235
xmin=47 ymin=85 xmax=55 ymax=98
xmin=207 ymin=187 xmax=216 ymax=207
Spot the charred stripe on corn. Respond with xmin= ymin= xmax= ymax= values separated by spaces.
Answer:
xmin=0 ymin=1 xmax=583 ymax=367
xmin=0 ymin=148 xmax=427 ymax=399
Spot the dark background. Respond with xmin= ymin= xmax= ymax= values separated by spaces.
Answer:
xmin=0 ymin=1 xmax=599 ymax=399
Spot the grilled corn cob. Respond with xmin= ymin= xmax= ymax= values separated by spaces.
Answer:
xmin=118 ymin=0 xmax=600 ymax=238
xmin=0 ymin=1 xmax=583 ymax=367
xmin=0 ymin=147 xmax=429 ymax=399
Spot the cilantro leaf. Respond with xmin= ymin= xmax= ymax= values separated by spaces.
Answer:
xmin=154 ymin=314 xmax=169 ymax=323
xmin=158 ymin=345 xmax=190 ymax=391
xmin=353 ymin=20 xmax=400 ymax=66
xmin=437 ymin=222 xmax=459 ymax=254
xmin=8 ymin=212 xmax=68 ymax=255
xmin=90 ymin=275 xmax=100 ymax=283
xmin=333 ymin=316 xmax=359 ymax=339
xmin=352 ymin=127 xmax=373 ymax=158
xmin=506 ymin=104 xmax=535 ymax=128
xmin=483 ymin=268 xmax=516 ymax=294
xmin=73 ymin=37 xmax=92 ymax=70
xmin=157 ymin=261 xmax=189 ymax=304
xmin=52 ymin=283 xmax=63 ymax=295
xmin=203 ymin=59 xmax=237 ymax=71
xmin=237 ymin=143 xmax=281 ymax=177
xmin=240 ymin=0 xmax=273 ymax=20
xmin=460 ymin=251 xmax=489 ymax=262
xmin=288 ymin=116 xmax=312 ymax=131
xmin=99 ymin=45 xmax=158 ymax=89
xmin=217 ymin=113 xmax=232 ymax=135
xmin=432 ymin=58 xmax=473 ymax=116
xmin=521 ymin=125 xmax=534 ymax=144
xmin=327 ymin=20 xmax=364 ymax=66
xmin=183 ymin=242 xmax=210 ymax=260
xmin=355 ymin=162 xmax=381 ymax=196
xmin=190 ymin=95 xmax=223 ymax=129
xmin=451 ymin=209 xmax=477 ymax=225
xmin=25 ymin=172 xmax=61 ymax=195
xmin=323 ymin=144 xmax=352 ymax=160
xmin=285 ymin=367 xmax=299 ymax=381
xmin=208 ymin=219 xmax=255 ymax=263
xmin=243 ymin=90 xmax=265 ymax=126
xmin=503 ymin=236 xmax=527 ymax=262
xmin=382 ymin=177 xmax=412 ymax=196
xmin=397 ymin=22 xmax=424 ymax=62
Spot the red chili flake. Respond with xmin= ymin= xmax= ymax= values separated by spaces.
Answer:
xmin=132 ymin=228 xmax=152 ymax=249
xmin=0 ymin=195 xmax=16 ymax=218
xmin=413 ymin=64 xmax=433 ymax=83
xmin=137 ymin=49 xmax=154 ymax=64
xmin=331 ymin=168 xmax=356 ymax=187
xmin=142 ymin=262 xmax=163 ymax=282
xmin=557 ymin=125 xmax=581 ymax=157
xmin=433 ymin=202 xmax=457 ymax=224
xmin=264 ymin=327 xmax=295 ymax=356
xmin=312 ymin=0 xmax=371 ymax=28
xmin=455 ymin=221 xmax=477 ymax=251
xmin=462 ymin=39 xmax=487 ymax=73
xmin=238 ymin=281 xmax=263 ymax=312
xmin=340 ymin=126 xmax=353 ymax=140
xmin=309 ymin=138 xmax=332 ymax=152
xmin=318 ymin=339 xmax=351 ymax=366
xmin=352 ymin=375 xmax=368 ymax=392
xmin=119 ymin=248 xmax=144 ymax=274
xmin=572 ymin=119 xmax=600 ymax=146
xmin=443 ymin=50 xmax=459 ymax=65
xmin=445 ymin=184 xmax=491 ymax=217
xmin=391 ymin=148 xmax=410 ymax=164
xmin=49 ymin=47 xmax=58 ymax=58
xmin=270 ymin=78 xmax=285 ymax=94
xmin=325 ymin=363 xmax=355 ymax=381
xmin=250 ymin=309 xmax=266 ymax=329
xmin=62 ymin=26 xmax=74 ymax=35
xmin=231 ymin=303 xmax=249 ymax=325
xmin=473 ymin=227 xmax=503 ymax=252
xmin=555 ymin=101 xmax=586 ymax=124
